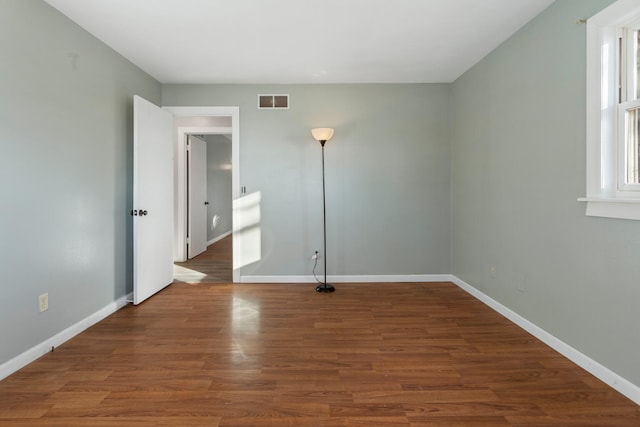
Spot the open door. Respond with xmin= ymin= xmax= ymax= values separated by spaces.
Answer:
xmin=133 ymin=95 xmax=174 ymax=305
xmin=187 ymin=135 xmax=208 ymax=258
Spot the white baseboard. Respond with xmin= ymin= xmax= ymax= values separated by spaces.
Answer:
xmin=0 ymin=293 xmax=131 ymax=381
xmin=207 ymin=230 xmax=231 ymax=247
xmin=450 ymin=276 xmax=640 ymax=405
xmin=240 ymin=274 xmax=454 ymax=283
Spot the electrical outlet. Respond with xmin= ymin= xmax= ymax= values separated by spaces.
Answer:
xmin=489 ymin=265 xmax=497 ymax=278
xmin=38 ymin=293 xmax=49 ymax=312
xmin=517 ymin=274 xmax=526 ymax=293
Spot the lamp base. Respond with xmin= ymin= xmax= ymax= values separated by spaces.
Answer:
xmin=315 ymin=283 xmax=335 ymax=293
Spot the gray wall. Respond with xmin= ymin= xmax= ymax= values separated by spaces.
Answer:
xmin=452 ymin=0 xmax=640 ymax=386
xmin=163 ymin=84 xmax=452 ymax=276
xmin=205 ymin=135 xmax=233 ymax=242
xmin=0 ymin=0 xmax=160 ymax=364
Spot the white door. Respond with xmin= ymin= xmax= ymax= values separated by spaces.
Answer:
xmin=133 ymin=95 xmax=174 ymax=305
xmin=188 ymin=135 xmax=208 ymax=258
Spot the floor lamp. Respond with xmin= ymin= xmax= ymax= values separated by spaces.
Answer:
xmin=311 ymin=127 xmax=335 ymax=293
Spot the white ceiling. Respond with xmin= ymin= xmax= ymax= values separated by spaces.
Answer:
xmin=43 ymin=0 xmax=555 ymax=84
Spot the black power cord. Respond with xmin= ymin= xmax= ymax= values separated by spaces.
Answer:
xmin=311 ymin=251 xmax=323 ymax=284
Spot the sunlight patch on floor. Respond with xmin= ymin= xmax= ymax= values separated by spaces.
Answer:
xmin=173 ymin=265 xmax=207 ymax=283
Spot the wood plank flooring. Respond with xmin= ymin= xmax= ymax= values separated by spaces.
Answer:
xmin=174 ymin=235 xmax=232 ymax=283
xmin=0 ymin=281 xmax=638 ymax=426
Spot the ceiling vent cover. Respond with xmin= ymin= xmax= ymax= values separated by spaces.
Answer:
xmin=258 ymin=94 xmax=289 ymax=109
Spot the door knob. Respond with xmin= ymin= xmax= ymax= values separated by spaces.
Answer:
xmin=130 ymin=210 xmax=138 ymax=216
xmin=140 ymin=210 xmax=148 ymax=216
xmin=204 ymin=201 xmax=209 ymax=205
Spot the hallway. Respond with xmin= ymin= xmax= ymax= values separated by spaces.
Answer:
xmin=173 ymin=235 xmax=232 ymax=283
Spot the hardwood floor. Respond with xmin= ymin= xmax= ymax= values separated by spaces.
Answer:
xmin=174 ymin=235 xmax=232 ymax=283
xmin=0 ymin=281 xmax=638 ymax=426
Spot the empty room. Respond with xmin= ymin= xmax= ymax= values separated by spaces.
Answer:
xmin=1 ymin=0 xmax=639 ymax=425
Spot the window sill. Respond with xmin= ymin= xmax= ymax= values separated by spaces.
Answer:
xmin=577 ymin=197 xmax=640 ymax=220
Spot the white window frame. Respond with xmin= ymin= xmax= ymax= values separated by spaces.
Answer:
xmin=582 ymin=0 xmax=640 ymax=220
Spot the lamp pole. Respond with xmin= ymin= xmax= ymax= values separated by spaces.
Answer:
xmin=317 ymin=140 xmax=334 ymax=292
xmin=311 ymin=128 xmax=335 ymax=293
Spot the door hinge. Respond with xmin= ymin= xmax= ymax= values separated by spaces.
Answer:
xmin=186 ymin=237 xmax=191 ymax=244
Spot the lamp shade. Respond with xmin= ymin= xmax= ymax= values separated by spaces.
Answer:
xmin=311 ymin=128 xmax=334 ymax=142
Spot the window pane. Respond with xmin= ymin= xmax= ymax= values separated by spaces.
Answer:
xmin=636 ymin=31 xmax=640 ymax=100
xmin=620 ymin=36 xmax=624 ymax=103
xmin=626 ymin=107 xmax=640 ymax=184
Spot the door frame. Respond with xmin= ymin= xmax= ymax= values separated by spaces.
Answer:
xmin=163 ymin=106 xmax=240 ymax=283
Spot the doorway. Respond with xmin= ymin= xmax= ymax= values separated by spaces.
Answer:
xmin=185 ymin=133 xmax=233 ymax=260
xmin=175 ymin=132 xmax=233 ymax=284
xmin=163 ymin=106 xmax=240 ymax=283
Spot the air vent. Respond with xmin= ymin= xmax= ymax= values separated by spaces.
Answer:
xmin=258 ymin=94 xmax=289 ymax=109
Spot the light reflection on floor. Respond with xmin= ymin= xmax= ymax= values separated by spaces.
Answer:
xmin=231 ymin=296 xmax=260 ymax=363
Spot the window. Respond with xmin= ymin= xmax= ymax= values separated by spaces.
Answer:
xmin=582 ymin=0 xmax=640 ymax=220
xmin=617 ymin=25 xmax=640 ymax=191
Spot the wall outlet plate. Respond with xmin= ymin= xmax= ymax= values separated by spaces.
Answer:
xmin=38 ymin=293 xmax=48 ymax=312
